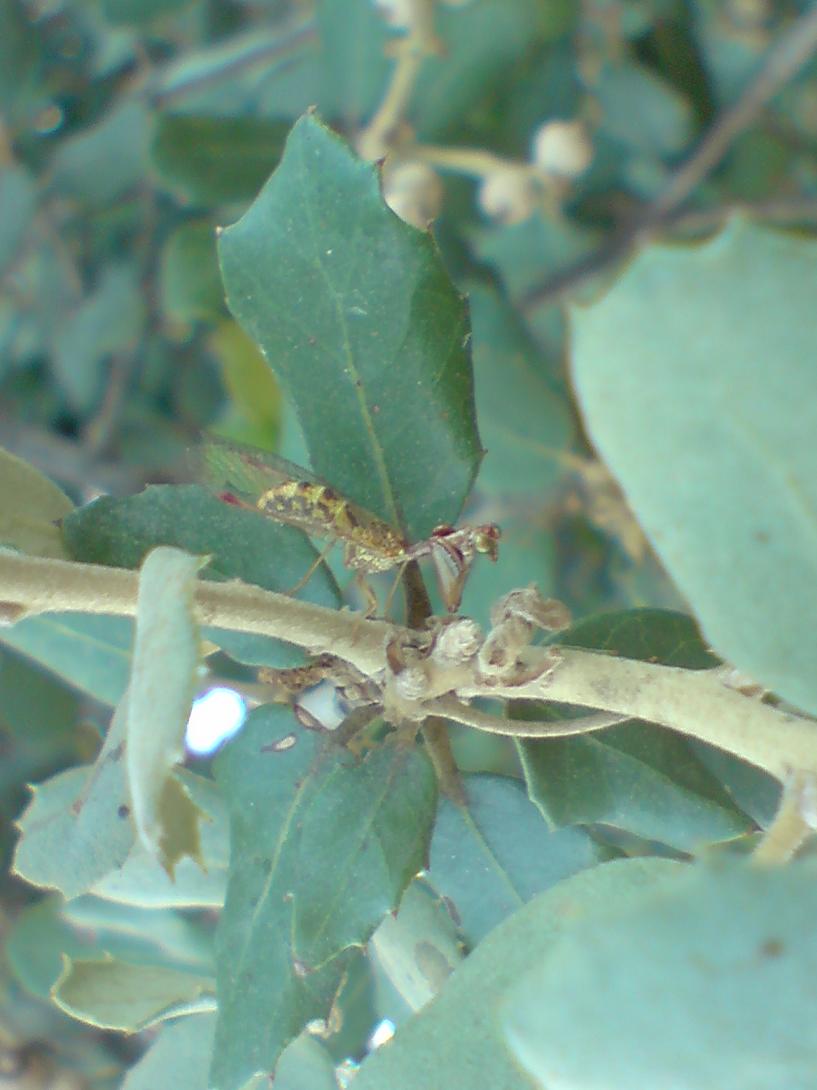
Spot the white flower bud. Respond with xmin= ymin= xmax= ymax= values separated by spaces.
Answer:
xmin=383 ymin=160 xmax=444 ymax=227
xmin=532 ymin=119 xmax=593 ymax=178
xmin=478 ymin=165 xmax=538 ymax=223
xmin=372 ymin=0 xmax=416 ymax=29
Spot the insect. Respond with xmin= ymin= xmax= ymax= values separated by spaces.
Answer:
xmin=197 ymin=434 xmax=500 ymax=614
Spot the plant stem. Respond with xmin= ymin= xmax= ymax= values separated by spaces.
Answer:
xmin=753 ymin=772 xmax=815 ymax=864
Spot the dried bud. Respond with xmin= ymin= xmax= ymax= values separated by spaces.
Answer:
xmin=532 ymin=119 xmax=593 ymax=178
xmin=490 ymin=585 xmax=571 ymax=632
xmin=393 ymin=664 xmax=431 ymax=702
xmin=431 ymin=616 xmax=483 ymax=667
xmin=383 ymin=160 xmax=444 ymax=228
xmin=478 ymin=165 xmax=539 ymax=223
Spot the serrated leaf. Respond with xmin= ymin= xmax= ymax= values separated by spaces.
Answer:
xmin=210 ymin=705 xmax=436 ymax=1089
xmin=7 ymin=894 xmax=213 ymax=999
xmin=518 ymin=610 xmax=752 ymax=850
xmin=352 ymin=858 xmax=683 ymax=1090
xmin=0 ymin=612 xmax=132 ymax=705
xmin=218 ymin=112 xmax=483 ymax=541
xmin=571 ymin=218 xmax=817 ymax=716
xmin=91 ymin=769 xmax=229 ymax=908
xmin=13 ymin=705 xmax=134 ymax=898
xmin=504 ymin=862 xmax=817 ymax=1090
xmin=0 ymin=445 xmax=73 ymax=558
xmin=126 ymin=547 xmax=205 ymax=874
xmin=427 ymin=774 xmax=606 ymax=947
xmin=63 ymin=484 xmax=340 ymax=667
xmin=53 ymin=957 xmax=215 ymax=1032
xmin=151 ymin=115 xmax=288 ymax=204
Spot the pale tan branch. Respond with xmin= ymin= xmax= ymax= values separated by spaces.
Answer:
xmin=433 ymin=695 xmax=628 ymax=738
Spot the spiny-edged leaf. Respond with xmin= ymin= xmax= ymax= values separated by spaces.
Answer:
xmin=0 ymin=445 xmax=73 ymax=558
xmin=126 ymin=548 xmax=205 ymax=874
xmin=91 ymin=769 xmax=229 ymax=909
xmin=504 ymin=862 xmax=817 ymax=1090
xmin=15 ymin=764 xmax=226 ymax=907
xmin=0 ymin=612 xmax=132 ymax=705
xmin=7 ymin=894 xmax=213 ymax=999
xmin=369 ymin=880 xmax=463 ymax=1015
xmin=53 ymin=957 xmax=215 ymax=1032
xmin=122 ymin=1012 xmax=216 ymax=1090
xmin=218 ymin=112 xmax=483 ymax=541
xmin=151 ymin=115 xmax=289 ymax=204
xmin=352 ymin=858 xmax=684 ymax=1090
xmin=571 ymin=218 xmax=817 ymax=717
xmin=63 ymin=484 xmax=339 ymax=667
xmin=427 ymin=774 xmax=607 ymax=947
xmin=518 ymin=609 xmax=751 ymax=850
xmin=13 ymin=701 xmax=134 ymax=898
xmin=211 ymin=705 xmax=436 ymax=1090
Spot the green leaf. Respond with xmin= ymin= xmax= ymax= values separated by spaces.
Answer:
xmin=352 ymin=858 xmax=684 ymax=1090
xmin=126 ymin=547 xmax=205 ymax=875
xmin=13 ymin=708 xmax=134 ymax=898
xmin=518 ymin=609 xmax=752 ymax=851
xmin=53 ymin=264 xmax=145 ymax=412
xmin=504 ymin=862 xmax=817 ymax=1090
xmin=0 ymin=613 xmax=132 ymax=705
xmin=151 ymin=115 xmax=289 ymax=204
xmin=218 ymin=112 xmax=483 ymax=540
xmin=159 ymin=221 xmax=227 ymax=324
xmin=412 ymin=0 xmax=576 ymax=141
xmin=211 ymin=705 xmax=437 ymax=1089
xmin=62 ymin=484 xmax=340 ymax=667
xmin=469 ymin=286 xmax=574 ymax=499
xmin=52 ymin=100 xmax=151 ymax=206
xmin=571 ymin=218 xmax=817 ymax=716
xmin=427 ymin=775 xmax=606 ymax=947
xmin=53 ymin=957 xmax=215 ymax=1032
xmin=594 ymin=61 xmax=693 ymax=156
xmin=91 ymin=769 xmax=229 ymax=908
xmin=0 ymin=444 xmax=73 ymax=558
xmin=101 ymin=0 xmax=195 ymax=26
xmin=208 ymin=320 xmax=282 ymax=433
xmin=315 ymin=0 xmax=390 ymax=126
xmin=7 ymin=895 xmax=213 ymax=999
xmin=122 ymin=1013 xmax=216 ymax=1090
xmin=369 ymin=880 xmax=463 ymax=1015
xmin=0 ymin=165 xmax=36 ymax=276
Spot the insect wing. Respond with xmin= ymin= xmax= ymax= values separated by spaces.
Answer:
xmin=196 ymin=434 xmax=321 ymax=506
xmin=196 ymin=434 xmax=403 ymax=544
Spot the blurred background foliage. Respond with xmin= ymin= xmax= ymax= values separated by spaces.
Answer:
xmin=2 ymin=0 xmax=817 ymax=1085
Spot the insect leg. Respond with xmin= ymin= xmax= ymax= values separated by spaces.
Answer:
xmin=285 ymin=539 xmax=336 ymax=597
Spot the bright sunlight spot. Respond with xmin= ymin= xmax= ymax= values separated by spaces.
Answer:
xmin=186 ymin=686 xmax=247 ymax=756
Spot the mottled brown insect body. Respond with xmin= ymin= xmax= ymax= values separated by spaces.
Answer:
xmin=256 ymin=480 xmax=407 ymax=572
xmin=197 ymin=434 xmax=500 ymax=611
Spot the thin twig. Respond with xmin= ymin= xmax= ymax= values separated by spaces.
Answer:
xmin=434 ymin=696 xmax=628 ymax=738
xmin=522 ymin=3 xmax=817 ymax=313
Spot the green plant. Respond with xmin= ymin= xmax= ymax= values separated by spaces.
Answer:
xmin=3 ymin=3 xmax=817 ymax=1089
